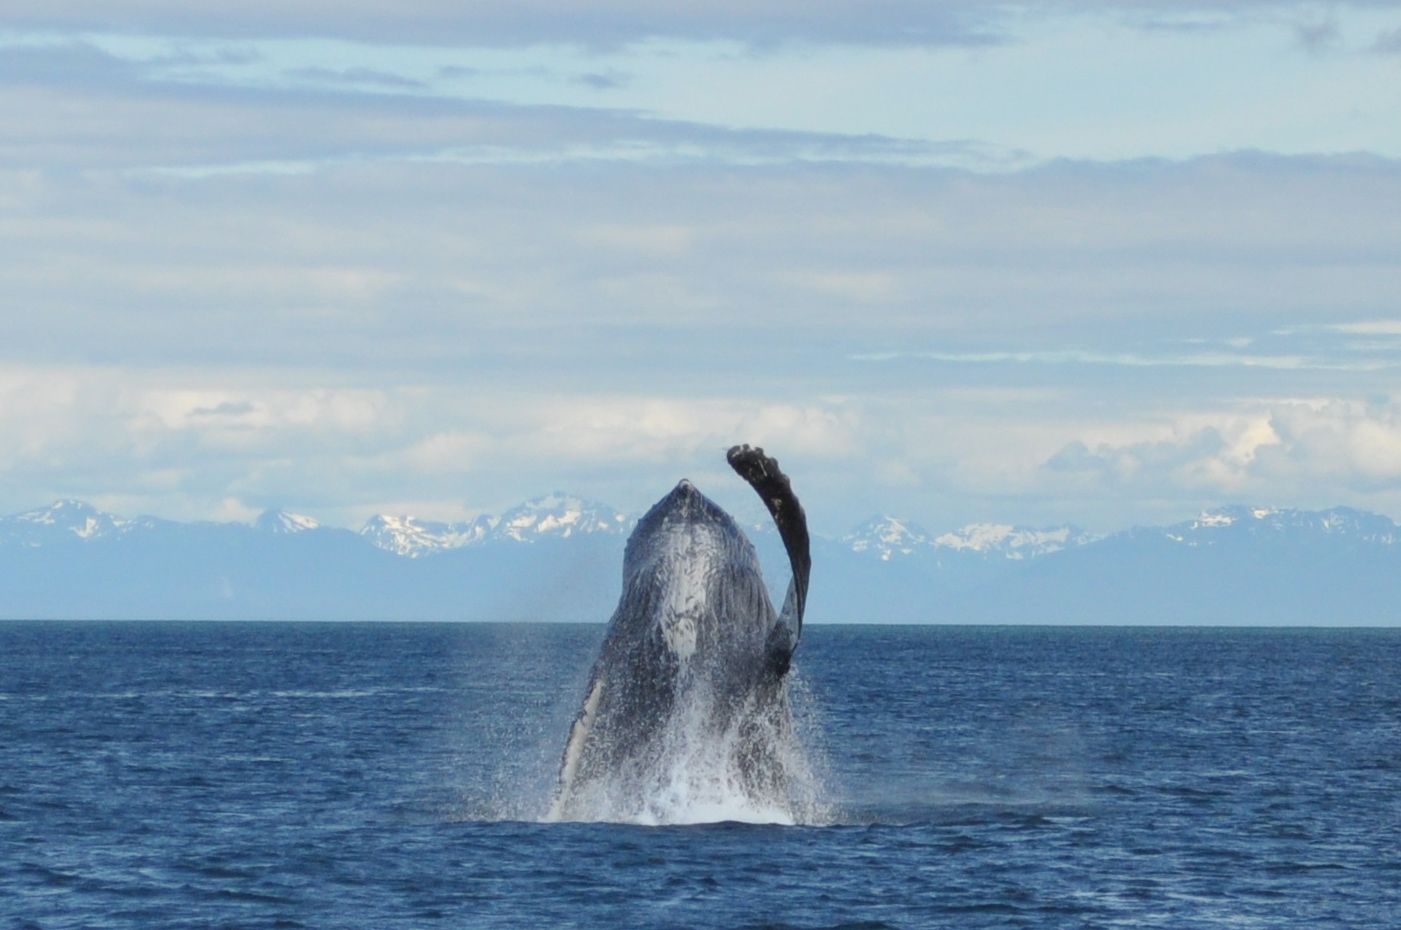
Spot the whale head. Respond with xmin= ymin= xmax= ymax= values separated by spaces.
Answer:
xmin=617 ymin=479 xmax=772 ymax=663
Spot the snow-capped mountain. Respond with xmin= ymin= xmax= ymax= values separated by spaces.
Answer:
xmin=493 ymin=493 xmax=630 ymax=542
xmin=1156 ymin=505 xmax=1401 ymax=547
xmin=358 ymin=514 xmax=496 ymax=558
xmin=6 ymin=499 xmax=1396 ymax=564
xmin=0 ymin=501 xmax=326 ymax=546
xmin=932 ymin=522 xmax=1099 ymax=559
xmin=0 ymin=500 xmax=129 ymax=546
xmin=254 ymin=509 xmax=321 ymax=534
xmin=841 ymin=515 xmax=1096 ymax=562
xmin=841 ymin=516 xmax=934 ymax=560
xmin=357 ymin=494 xmax=630 ymax=557
xmin=3 ymin=497 xmax=1401 ymax=623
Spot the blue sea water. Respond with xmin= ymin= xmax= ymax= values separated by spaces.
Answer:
xmin=2 ymin=622 xmax=1399 ymax=929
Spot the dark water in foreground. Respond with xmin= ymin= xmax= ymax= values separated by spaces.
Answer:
xmin=2 ymin=622 xmax=1399 ymax=929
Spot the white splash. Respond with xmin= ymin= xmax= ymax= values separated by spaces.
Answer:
xmin=544 ymin=681 xmax=826 ymax=826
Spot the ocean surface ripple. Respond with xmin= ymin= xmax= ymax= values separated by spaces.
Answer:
xmin=2 ymin=622 xmax=1399 ymax=928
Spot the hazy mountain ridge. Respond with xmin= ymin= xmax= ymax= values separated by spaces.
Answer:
xmin=3 ymin=498 xmax=1401 ymax=623
xmin=3 ymin=499 xmax=1099 ymax=560
xmin=1153 ymin=505 xmax=1401 ymax=547
xmin=358 ymin=514 xmax=497 ymax=558
xmin=841 ymin=515 xmax=1098 ymax=562
xmin=356 ymin=494 xmax=630 ymax=557
xmin=255 ymin=510 xmax=321 ymax=535
xmin=0 ymin=500 xmax=131 ymax=546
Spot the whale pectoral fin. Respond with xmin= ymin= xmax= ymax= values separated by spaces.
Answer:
xmin=760 ymin=574 xmax=803 ymax=679
xmin=548 ymin=677 xmax=605 ymax=820
xmin=764 ymin=614 xmax=798 ymax=679
xmin=727 ymin=444 xmax=811 ymax=635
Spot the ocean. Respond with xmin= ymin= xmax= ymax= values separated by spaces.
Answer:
xmin=2 ymin=622 xmax=1398 ymax=928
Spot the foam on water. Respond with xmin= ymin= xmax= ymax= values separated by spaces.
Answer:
xmin=542 ymin=675 xmax=829 ymax=826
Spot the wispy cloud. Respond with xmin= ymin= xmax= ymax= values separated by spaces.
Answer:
xmin=3 ymin=0 xmax=1010 ymax=49
xmin=1374 ymin=26 xmax=1401 ymax=52
xmin=285 ymin=66 xmax=425 ymax=89
xmin=571 ymin=69 xmax=631 ymax=90
xmin=13 ymin=1 xmax=1401 ymax=50
xmin=190 ymin=400 xmax=257 ymax=417
xmin=0 ymin=365 xmax=866 ymax=527
xmin=0 ymin=41 xmax=1014 ymax=172
xmin=1328 ymin=321 xmax=1401 ymax=335
xmin=10 ymin=6 xmax=1401 ymax=165
xmin=3 ymin=148 xmax=1398 ymax=377
xmin=1294 ymin=13 xmax=1341 ymax=52
xmin=850 ymin=350 xmax=1350 ymax=370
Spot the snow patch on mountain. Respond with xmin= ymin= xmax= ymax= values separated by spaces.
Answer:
xmin=358 ymin=514 xmax=496 ymax=558
xmin=255 ymin=510 xmax=321 ymax=534
xmin=842 ymin=516 xmax=934 ymax=561
xmin=493 ymin=494 xmax=629 ymax=542
xmin=0 ymin=500 xmax=129 ymax=546
xmin=358 ymin=494 xmax=629 ymax=556
xmin=7 ymin=499 xmax=1401 ymax=570
xmin=935 ymin=523 xmax=1098 ymax=559
xmin=1167 ymin=505 xmax=1401 ymax=547
xmin=843 ymin=515 xmax=1095 ymax=561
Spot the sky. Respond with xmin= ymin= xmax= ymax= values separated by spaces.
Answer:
xmin=2 ymin=0 xmax=1401 ymax=537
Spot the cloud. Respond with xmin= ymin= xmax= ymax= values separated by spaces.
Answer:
xmin=571 ymin=70 xmax=631 ymax=91
xmin=1294 ymin=13 xmax=1341 ymax=52
xmin=9 ymin=9 xmax=1399 ymax=171
xmin=10 ymin=359 xmax=1401 ymax=538
xmin=0 ymin=42 xmax=967 ymax=171
xmin=285 ymin=67 xmax=426 ymax=89
xmin=3 ymin=0 xmax=1007 ymax=49
xmin=1044 ymin=428 xmax=1237 ymax=489
xmin=1372 ymin=26 xmax=1401 ymax=52
xmin=0 ymin=364 xmax=866 ymax=526
xmin=190 ymin=400 xmax=256 ymax=416
xmin=10 ymin=1 xmax=1399 ymax=50
xmin=1256 ymin=399 xmax=1401 ymax=491
xmin=853 ymin=349 xmax=1335 ymax=370
xmin=0 ymin=40 xmax=145 ymax=87
xmin=1040 ymin=399 xmax=1401 ymax=507
xmin=3 ymin=146 xmax=1400 ymax=385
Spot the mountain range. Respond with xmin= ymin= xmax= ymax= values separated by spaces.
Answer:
xmin=2 ymin=498 xmax=1399 ymax=624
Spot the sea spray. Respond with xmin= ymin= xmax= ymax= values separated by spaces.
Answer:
xmin=544 ymin=675 xmax=827 ymax=825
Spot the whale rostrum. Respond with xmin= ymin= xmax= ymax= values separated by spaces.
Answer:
xmin=546 ymin=445 xmax=813 ymax=824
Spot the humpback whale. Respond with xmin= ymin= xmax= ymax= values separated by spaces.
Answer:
xmin=547 ymin=445 xmax=813 ymax=824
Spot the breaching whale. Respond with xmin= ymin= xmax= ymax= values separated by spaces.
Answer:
xmin=546 ymin=445 xmax=812 ymax=824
